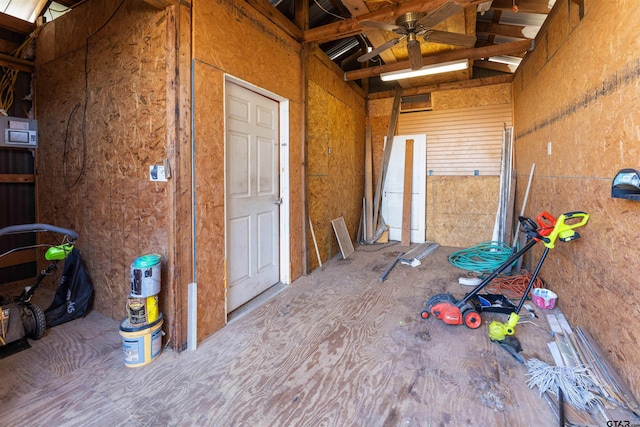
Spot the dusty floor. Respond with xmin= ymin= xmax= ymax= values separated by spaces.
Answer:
xmin=1 ymin=243 xmax=562 ymax=426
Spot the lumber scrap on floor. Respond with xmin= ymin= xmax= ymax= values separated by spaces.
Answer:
xmin=575 ymin=327 xmax=640 ymax=417
xmin=309 ymin=217 xmax=322 ymax=270
xmin=399 ymin=241 xmax=439 ymax=266
xmin=331 ymin=217 xmax=354 ymax=259
xmin=540 ymin=314 xmax=640 ymax=425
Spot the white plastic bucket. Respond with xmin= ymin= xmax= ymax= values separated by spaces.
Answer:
xmin=119 ymin=313 xmax=163 ymax=367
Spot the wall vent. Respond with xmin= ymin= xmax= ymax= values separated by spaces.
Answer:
xmin=401 ymin=94 xmax=432 ymax=112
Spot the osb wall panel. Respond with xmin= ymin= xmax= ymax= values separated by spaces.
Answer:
xmin=288 ymin=102 xmax=304 ymax=280
xmin=368 ymin=97 xmax=394 ymax=186
xmin=307 ymin=59 xmax=366 ymax=271
xmin=193 ymin=0 xmax=301 ymax=101
xmin=193 ymin=62 xmax=226 ymax=341
xmin=427 ymin=176 xmax=499 ymax=247
xmin=307 ymin=48 xmax=365 ymax=111
xmin=513 ymin=0 xmax=640 ymax=393
xmin=192 ymin=0 xmax=305 ymax=339
xmin=368 ymin=86 xmax=509 ymax=249
xmin=36 ymin=0 xmax=132 ymax=65
xmin=431 ymin=83 xmax=511 ymax=110
xmin=35 ymin=1 xmax=172 ymax=328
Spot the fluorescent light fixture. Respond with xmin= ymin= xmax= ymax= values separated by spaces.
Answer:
xmin=380 ymin=59 xmax=469 ymax=81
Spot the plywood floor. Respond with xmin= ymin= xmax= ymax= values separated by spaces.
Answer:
xmin=1 ymin=244 xmax=560 ymax=426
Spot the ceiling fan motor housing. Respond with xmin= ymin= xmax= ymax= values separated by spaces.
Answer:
xmin=396 ymin=12 xmax=426 ymax=31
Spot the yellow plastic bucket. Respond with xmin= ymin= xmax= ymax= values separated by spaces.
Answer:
xmin=119 ymin=313 xmax=163 ymax=368
xmin=126 ymin=295 xmax=159 ymax=326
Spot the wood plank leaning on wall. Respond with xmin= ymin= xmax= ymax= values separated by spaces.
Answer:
xmin=371 ymin=87 xmax=402 ymax=241
xmin=401 ymin=139 xmax=414 ymax=247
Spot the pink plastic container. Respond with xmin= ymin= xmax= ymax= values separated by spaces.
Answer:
xmin=532 ymin=288 xmax=557 ymax=309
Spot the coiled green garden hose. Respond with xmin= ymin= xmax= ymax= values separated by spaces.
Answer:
xmin=448 ymin=241 xmax=513 ymax=272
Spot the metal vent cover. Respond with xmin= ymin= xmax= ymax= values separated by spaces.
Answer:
xmin=401 ymin=94 xmax=432 ymax=111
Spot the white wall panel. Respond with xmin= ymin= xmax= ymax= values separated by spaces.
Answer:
xmin=397 ymin=104 xmax=512 ymax=176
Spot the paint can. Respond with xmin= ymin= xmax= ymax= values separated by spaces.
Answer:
xmin=130 ymin=254 xmax=161 ymax=297
xmin=119 ymin=313 xmax=163 ymax=367
xmin=126 ymin=295 xmax=159 ymax=326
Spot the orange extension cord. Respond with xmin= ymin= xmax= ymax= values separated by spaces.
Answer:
xmin=483 ymin=270 xmax=547 ymax=300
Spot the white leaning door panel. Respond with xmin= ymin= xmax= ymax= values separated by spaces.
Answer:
xmin=381 ymin=134 xmax=426 ymax=243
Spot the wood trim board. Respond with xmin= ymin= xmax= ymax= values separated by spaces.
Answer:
xmin=0 ymin=248 xmax=36 ymax=269
xmin=401 ymin=139 xmax=414 ymax=247
xmin=364 ymin=125 xmax=373 ymax=241
xmin=0 ymin=174 xmax=35 ymax=183
xmin=372 ymin=87 xmax=402 ymax=233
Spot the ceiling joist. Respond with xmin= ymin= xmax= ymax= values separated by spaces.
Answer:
xmin=344 ymin=38 xmax=532 ymax=80
xmin=367 ymin=74 xmax=514 ymax=99
xmin=0 ymin=52 xmax=34 ymax=72
xmin=304 ymin=0 xmax=485 ymax=44
xmin=476 ymin=21 xmax=530 ymax=39
xmin=489 ymin=0 xmax=552 ymax=14
xmin=246 ymin=0 xmax=304 ymax=41
xmin=473 ymin=58 xmax=513 ymax=73
xmin=142 ymin=0 xmax=179 ymax=9
xmin=0 ymin=13 xmax=36 ymax=35
xmin=338 ymin=0 xmax=404 ymax=86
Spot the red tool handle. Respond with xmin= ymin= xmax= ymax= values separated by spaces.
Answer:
xmin=536 ymin=211 xmax=556 ymax=237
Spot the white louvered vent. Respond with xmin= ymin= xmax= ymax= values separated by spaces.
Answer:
xmin=401 ymin=94 xmax=432 ymax=112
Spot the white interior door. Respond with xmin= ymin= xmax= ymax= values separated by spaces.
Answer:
xmin=226 ymin=82 xmax=280 ymax=312
xmin=381 ymin=134 xmax=426 ymax=243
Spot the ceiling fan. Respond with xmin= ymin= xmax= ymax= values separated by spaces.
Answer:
xmin=357 ymin=1 xmax=477 ymax=71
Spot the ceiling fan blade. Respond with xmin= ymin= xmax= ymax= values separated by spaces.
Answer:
xmin=359 ymin=19 xmax=403 ymax=33
xmin=417 ymin=1 xmax=463 ymax=29
xmin=424 ymin=30 xmax=476 ymax=47
xmin=407 ymin=38 xmax=423 ymax=70
xmin=357 ymin=37 xmax=404 ymax=63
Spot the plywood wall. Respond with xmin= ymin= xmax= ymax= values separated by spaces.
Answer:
xmin=427 ymin=176 xmax=499 ymax=247
xmin=306 ymin=48 xmax=366 ymax=270
xmin=34 ymin=0 xmax=307 ymax=348
xmin=35 ymin=0 xmax=175 ymax=333
xmin=192 ymin=62 xmax=226 ymax=342
xmin=192 ymin=0 xmax=304 ymax=340
xmin=369 ymin=84 xmax=511 ymax=247
xmin=513 ymin=0 xmax=640 ymax=394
